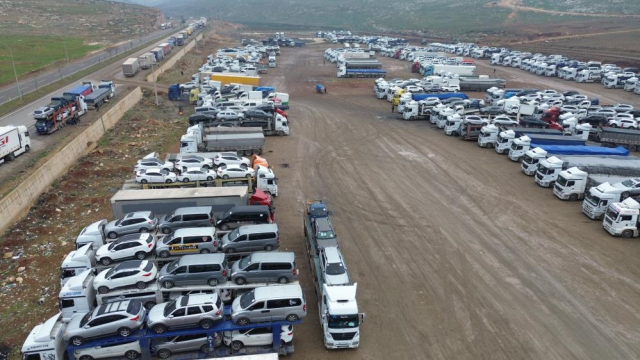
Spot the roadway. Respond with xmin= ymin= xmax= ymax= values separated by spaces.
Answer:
xmin=0 ymin=27 xmax=178 ymax=105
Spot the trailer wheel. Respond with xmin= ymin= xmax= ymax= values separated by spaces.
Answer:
xmin=622 ymin=230 xmax=633 ymax=239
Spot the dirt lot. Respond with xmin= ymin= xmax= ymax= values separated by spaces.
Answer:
xmin=255 ymin=43 xmax=640 ymax=359
xmin=4 ymin=35 xmax=640 ymax=359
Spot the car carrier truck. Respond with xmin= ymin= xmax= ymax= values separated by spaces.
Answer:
xmin=303 ymin=200 xmax=364 ymax=349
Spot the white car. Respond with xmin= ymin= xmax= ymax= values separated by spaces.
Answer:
xmin=223 ymin=325 xmax=293 ymax=351
xmin=217 ymin=165 xmax=255 ymax=179
xmin=608 ymin=118 xmax=638 ymax=129
xmin=180 ymin=81 xmax=198 ymax=91
xmin=177 ymin=167 xmax=217 ymax=182
xmin=94 ymin=260 xmax=158 ymax=294
xmin=74 ymin=340 xmax=141 ymax=360
xmin=134 ymin=153 xmax=175 ymax=172
xmin=136 ymin=168 xmax=177 ymax=184
xmin=95 ymin=233 xmax=156 ymax=266
xmin=214 ymin=154 xmax=250 ymax=167
xmin=176 ymin=155 xmax=214 ymax=170
xmin=613 ymin=103 xmax=634 ymax=113
xmin=320 ymin=247 xmax=350 ymax=286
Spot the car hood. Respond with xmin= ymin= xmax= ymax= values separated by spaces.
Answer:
xmin=64 ymin=313 xmax=86 ymax=338
xmin=105 ymin=220 xmax=119 ymax=231
xmin=147 ymin=302 xmax=167 ymax=324
xmin=231 ymin=297 xmax=242 ymax=314
xmin=93 ymin=269 xmax=109 ymax=288
xmin=95 ymin=244 xmax=111 ymax=258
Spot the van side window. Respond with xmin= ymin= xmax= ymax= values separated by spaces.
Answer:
xmin=267 ymin=298 xmax=300 ymax=309
xmin=262 ymin=263 xmax=291 ymax=271
xmin=190 ymin=264 xmax=221 ymax=273
xmin=183 ymin=214 xmax=208 ymax=221
xmin=248 ymin=301 xmax=264 ymax=310
xmin=246 ymin=263 xmax=260 ymax=271
xmin=185 ymin=236 xmax=209 ymax=244
xmin=174 ymin=266 xmax=187 ymax=274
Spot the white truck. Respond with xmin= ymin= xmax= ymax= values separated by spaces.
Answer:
xmin=59 ymin=269 xmax=96 ymax=322
xmin=582 ymin=179 xmax=640 ymax=220
xmin=494 ymin=129 xmax=516 ymax=154
xmin=60 ymin=244 xmax=96 ymax=286
xmin=520 ymin=147 xmax=548 ymax=175
xmin=21 ymin=313 xmax=66 ymax=360
xmin=536 ymin=156 xmax=640 ymax=188
xmin=602 ymin=198 xmax=640 ymax=238
xmin=477 ymin=124 xmax=499 ymax=148
xmin=0 ymin=125 xmax=31 ymax=164
xmin=552 ymin=167 xmax=589 ymax=201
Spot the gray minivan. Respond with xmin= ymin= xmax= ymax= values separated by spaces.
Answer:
xmin=221 ymin=224 xmax=279 ymax=254
xmin=158 ymin=207 xmax=215 ymax=234
xmin=230 ymin=252 xmax=298 ymax=285
xmin=231 ymin=284 xmax=306 ymax=326
xmin=159 ymin=254 xmax=229 ymax=288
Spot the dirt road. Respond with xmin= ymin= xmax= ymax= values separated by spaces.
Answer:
xmin=263 ymin=44 xmax=640 ymax=359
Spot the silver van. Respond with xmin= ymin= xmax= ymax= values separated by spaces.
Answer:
xmin=221 ymin=224 xmax=279 ymax=254
xmin=159 ymin=254 xmax=229 ymax=288
xmin=156 ymin=228 xmax=218 ymax=258
xmin=231 ymin=284 xmax=306 ymax=325
xmin=158 ymin=207 xmax=215 ymax=234
xmin=230 ymin=252 xmax=298 ymax=285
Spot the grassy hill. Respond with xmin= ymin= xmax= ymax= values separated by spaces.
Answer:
xmin=522 ymin=0 xmax=640 ymax=15
xmin=0 ymin=0 xmax=162 ymax=83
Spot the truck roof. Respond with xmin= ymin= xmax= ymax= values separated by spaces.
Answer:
xmin=60 ymin=269 xmax=93 ymax=294
xmin=62 ymin=244 xmax=94 ymax=268
xmin=110 ymin=187 xmax=247 ymax=202
xmin=22 ymin=312 xmax=64 ymax=350
xmin=560 ymin=167 xmax=587 ymax=179
xmin=323 ymin=284 xmax=358 ymax=314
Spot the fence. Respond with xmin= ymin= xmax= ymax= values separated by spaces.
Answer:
xmin=0 ymin=87 xmax=143 ymax=234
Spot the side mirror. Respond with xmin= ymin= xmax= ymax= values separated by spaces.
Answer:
xmin=360 ymin=313 xmax=366 ymax=323
xmin=84 ymin=325 xmax=90 ymax=329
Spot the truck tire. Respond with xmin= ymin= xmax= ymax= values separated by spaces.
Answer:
xmin=24 ymin=145 xmax=30 ymax=152
xmin=622 ymin=230 xmax=633 ymax=238
xmin=569 ymin=194 xmax=578 ymax=201
xmin=622 ymin=192 xmax=631 ymax=199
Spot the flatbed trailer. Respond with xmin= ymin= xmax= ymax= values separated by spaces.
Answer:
xmin=65 ymin=308 xmax=300 ymax=360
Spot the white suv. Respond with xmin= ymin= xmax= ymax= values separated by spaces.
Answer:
xmin=95 ymin=233 xmax=157 ymax=266
xmin=176 ymin=155 xmax=214 ymax=170
xmin=223 ymin=325 xmax=293 ymax=351
xmin=136 ymin=168 xmax=177 ymax=184
xmin=320 ymin=247 xmax=351 ymax=286
xmin=74 ymin=340 xmax=141 ymax=360
xmin=214 ymin=154 xmax=250 ymax=168
xmin=94 ymin=260 xmax=158 ymax=294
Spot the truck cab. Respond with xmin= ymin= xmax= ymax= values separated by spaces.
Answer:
xmin=255 ymin=165 xmax=278 ymax=196
xmin=477 ymin=124 xmax=498 ymax=148
xmin=603 ymin=198 xmax=640 ymax=238
xmin=59 ymin=269 xmax=96 ymax=322
xmin=508 ymin=135 xmax=531 ymax=162
xmin=521 ymin=147 xmax=547 ymax=175
xmin=75 ymin=219 xmax=107 ymax=249
xmin=444 ymin=114 xmax=462 ymax=136
xmin=553 ymin=167 xmax=588 ymax=201
xmin=320 ymin=284 xmax=363 ymax=349
xmin=21 ymin=313 xmax=66 ymax=360
xmin=495 ymin=129 xmax=516 ymax=154
xmin=60 ymin=244 xmax=96 ymax=286
xmin=534 ymin=156 xmax=564 ymax=187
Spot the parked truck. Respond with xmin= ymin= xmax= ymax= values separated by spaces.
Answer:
xmin=138 ymin=53 xmax=155 ymax=69
xmin=122 ymin=58 xmax=140 ymax=77
xmin=340 ymin=59 xmax=382 ymax=69
xmin=494 ymin=128 xmax=562 ymax=154
xmin=535 ymin=156 xmax=640 ymax=188
xmin=337 ymin=67 xmax=386 ymax=78
xmin=598 ymin=128 xmax=640 ymax=151
xmin=602 ymin=198 xmax=640 ymax=238
xmin=423 ymin=64 xmax=476 ymax=77
xmin=553 ymin=165 xmax=640 ymax=201
xmin=34 ymin=96 xmax=85 ymax=134
xmin=457 ymin=76 xmax=506 ymax=91
xmin=151 ymin=47 xmax=165 ymax=62
xmin=180 ymin=126 xmax=265 ymax=155
xmin=507 ymin=134 xmax=586 ymax=162
xmin=303 ymin=200 xmax=364 ymax=349
xmin=209 ymin=73 xmax=261 ymax=86
xmin=83 ymin=87 xmax=111 ymax=110
xmin=110 ymin=186 xmax=250 ymax=219
xmin=0 ymin=125 xmax=30 ymax=163
xmin=583 ymin=178 xmax=640 ymax=220
xmin=521 ymin=145 xmax=629 ymax=175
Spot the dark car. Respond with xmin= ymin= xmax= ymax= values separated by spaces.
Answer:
xmin=562 ymin=90 xmax=580 ymax=97
xmin=480 ymin=105 xmax=504 ymax=115
xmin=189 ymin=114 xmax=217 ymax=126
xmin=441 ymin=97 xmax=464 ymax=105
xmin=245 ymin=109 xmax=271 ymax=119
xmin=579 ymin=115 xmax=608 ymax=128
xmin=520 ymin=116 xmax=549 ymax=128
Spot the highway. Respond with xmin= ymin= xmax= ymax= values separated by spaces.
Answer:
xmin=0 ymin=27 xmax=178 ymax=105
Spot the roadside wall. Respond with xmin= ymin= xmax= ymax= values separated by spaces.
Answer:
xmin=146 ymin=33 xmax=203 ymax=82
xmin=0 ymin=87 xmax=143 ymax=234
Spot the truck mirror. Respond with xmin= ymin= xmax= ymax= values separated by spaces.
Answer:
xmin=360 ymin=313 xmax=366 ymax=323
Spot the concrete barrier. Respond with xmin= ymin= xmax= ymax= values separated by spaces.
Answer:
xmin=0 ymin=87 xmax=143 ymax=235
xmin=146 ymin=33 xmax=203 ymax=82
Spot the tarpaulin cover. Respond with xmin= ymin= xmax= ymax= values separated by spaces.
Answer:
xmin=531 ymin=145 xmax=629 ymax=156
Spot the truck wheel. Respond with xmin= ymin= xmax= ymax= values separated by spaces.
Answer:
xmin=278 ymin=131 xmax=285 ymax=136
xmin=569 ymin=194 xmax=578 ymax=201
xmin=4 ymin=153 xmax=15 ymax=161
xmin=622 ymin=230 xmax=633 ymax=238
xmin=622 ymin=192 xmax=631 ymax=199
xmin=24 ymin=145 xmax=30 ymax=152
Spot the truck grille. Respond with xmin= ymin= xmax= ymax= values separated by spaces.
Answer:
xmin=331 ymin=332 xmax=356 ymax=341
xmin=536 ymin=173 xmax=543 ymax=180
xmin=554 ymin=184 xmax=561 ymax=192
xmin=605 ymin=217 xmax=612 ymax=225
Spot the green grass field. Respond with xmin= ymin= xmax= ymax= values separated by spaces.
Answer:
xmin=0 ymin=36 xmax=102 ymax=84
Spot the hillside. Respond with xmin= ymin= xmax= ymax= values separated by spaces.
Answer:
xmin=521 ymin=0 xmax=640 ymax=15
xmin=0 ymin=0 xmax=163 ymax=83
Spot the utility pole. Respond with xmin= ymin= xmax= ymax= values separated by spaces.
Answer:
xmin=0 ymin=42 xmax=22 ymax=100
xmin=151 ymin=63 xmax=159 ymax=106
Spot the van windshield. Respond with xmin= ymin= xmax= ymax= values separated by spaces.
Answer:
xmin=240 ymin=291 xmax=255 ymax=309
xmin=167 ymin=260 xmax=179 ymax=273
xmin=228 ymin=228 xmax=240 ymax=241
xmin=239 ymin=256 xmax=252 ymax=269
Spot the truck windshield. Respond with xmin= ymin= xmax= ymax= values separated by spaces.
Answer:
xmin=317 ymin=230 xmax=335 ymax=239
xmin=328 ymin=314 xmax=359 ymax=329
xmin=585 ymin=192 xmax=601 ymax=206
xmin=538 ymin=165 xmax=551 ymax=175
xmin=523 ymin=155 xmax=535 ymax=164
xmin=556 ymin=176 xmax=568 ymax=186
xmin=605 ymin=207 xmax=619 ymax=222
